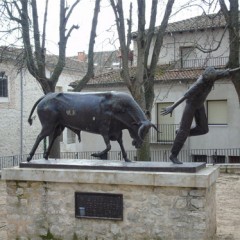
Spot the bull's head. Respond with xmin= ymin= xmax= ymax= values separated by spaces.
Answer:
xmin=129 ymin=120 xmax=159 ymax=149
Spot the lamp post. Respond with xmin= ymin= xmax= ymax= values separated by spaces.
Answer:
xmin=20 ymin=69 xmax=23 ymax=157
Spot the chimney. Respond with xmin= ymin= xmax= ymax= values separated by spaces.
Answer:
xmin=77 ymin=51 xmax=86 ymax=62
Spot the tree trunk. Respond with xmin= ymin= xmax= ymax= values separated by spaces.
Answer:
xmin=220 ymin=0 xmax=240 ymax=102
xmin=137 ymin=134 xmax=151 ymax=161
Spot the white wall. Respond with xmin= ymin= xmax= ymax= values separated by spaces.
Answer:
xmin=0 ymin=62 xmax=82 ymax=157
xmin=0 ymin=62 xmax=43 ymax=156
xmin=134 ymin=28 xmax=229 ymax=66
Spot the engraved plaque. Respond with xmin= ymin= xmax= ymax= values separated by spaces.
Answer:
xmin=75 ymin=192 xmax=123 ymax=220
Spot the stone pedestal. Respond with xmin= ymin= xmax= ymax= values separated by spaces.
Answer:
xmin=2 ymin=160 xmax=219 ymax=240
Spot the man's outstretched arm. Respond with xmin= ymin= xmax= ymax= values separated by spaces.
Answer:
xmin=216 ymin=67 xmax=240 ymax=80
xmin=161 ymin=96 xmax=187 ymax=116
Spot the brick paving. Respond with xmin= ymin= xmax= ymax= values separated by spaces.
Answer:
xmin=0 ymin=173 xmax=239 ymax=240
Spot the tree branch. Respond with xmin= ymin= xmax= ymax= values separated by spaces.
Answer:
xmin=4 ymin=1 xmax=21 ymax=23
xmin=74 ymin=0 xmax=101 ymax=92
xmin=219 ymin=0 xmax=229 ymax=22
xmin=32 ymin=0 xmax=45 ymax=77
xmin=65 ymin=24 xmax=79 ymax=40
xmin=149 ymin=0 xmax=175 ymax=78
xmin=42 ymin=0 xmax=49 ymax=51
xmin=194 ymin=25 xmax=228 ymax=53
xmin=65 ymin=0 xmax=80 ymax=23
xmin=144 ymin=0 xmax=158 ymax=68
xmin=126 ymin=2 xmax=132 ymax=50
xmin=110 ymin=0 xmax=131 ymax=88
xmin=20 ymin=0 xmax=38 ymax=80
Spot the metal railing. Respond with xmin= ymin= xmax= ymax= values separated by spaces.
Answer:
xmin=0 ymin=148 xmax=240 ymax=170
xmin=0 ymin=153 xmax=43 ymax=170
xmin=170 ymin=57 xmax=228 ymax=69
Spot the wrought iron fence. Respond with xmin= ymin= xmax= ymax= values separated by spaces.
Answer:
xmin=0 ymin=153 xmax=43 ymax=170
xmin=0 ymin=148 xmax=240 ymax=171
xmin=170 ymin=57 xmax=228 ymax=69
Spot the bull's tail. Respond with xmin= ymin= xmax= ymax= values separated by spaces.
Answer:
xmin=28 ymin=95 xmax=45 ymax=125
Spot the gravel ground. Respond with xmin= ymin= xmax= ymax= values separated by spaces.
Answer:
xmin=0 ymin=173 xmax=239 ymax=239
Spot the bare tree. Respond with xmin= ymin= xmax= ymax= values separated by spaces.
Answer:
xmin=2 ymin=0 xmax=80 ymax=93
xmin=108 ymin=0 xmax=175 ymax=161
xmin=219 ymin=0 xmax=240 ymax=102
xmin=73 ymin=0 xmax=101 ymax=91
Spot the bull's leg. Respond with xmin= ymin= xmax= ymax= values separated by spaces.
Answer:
xmin=27 ymin=127 xmax=55 ymax=162
xmin=91 ymin=134 xmax=111 ymax=159
xmin=69 ymin=128 xmax=81 ymax=142
xmin=43 ymin=125 xmax=64 ymax=160
xmin=117 ymin=133 xmax=131 ymax=162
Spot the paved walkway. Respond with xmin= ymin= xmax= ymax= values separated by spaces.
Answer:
xmin=0 ymin=173 xmax=239 ymax=239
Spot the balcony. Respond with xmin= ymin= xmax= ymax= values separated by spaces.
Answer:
xmin=169 ymin=56 xmax=228 ymax=69
xmin=150 ymin=124 xmax=179 ymax=144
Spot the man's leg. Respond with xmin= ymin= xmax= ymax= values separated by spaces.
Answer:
xmin=189 ymin=105 xmax=209 ymax=136
xmin=170 ymin=104 xmax=195 ymax=164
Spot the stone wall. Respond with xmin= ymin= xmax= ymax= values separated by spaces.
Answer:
xmin=2 ymin=164 xmax=219 ymax=240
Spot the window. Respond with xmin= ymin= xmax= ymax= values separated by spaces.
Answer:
xmin=67 ymin=129 xmax=76 ymax=144
xmin=0 ymin=71 xmax=8 ymax=97
xmin=156 ymin=102 xmax=176 ymax=142
xmin=207 ymin=100 xmax=227 ymax=125
xmin=180 ymin=46 xmax=197 ymax=68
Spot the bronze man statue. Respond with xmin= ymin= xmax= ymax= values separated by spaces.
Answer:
xmin=161 ymin=66 xmax=240 ymax=164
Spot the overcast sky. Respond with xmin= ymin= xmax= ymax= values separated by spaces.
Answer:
xmin=1 ymin=0 xmax=220 ymax=57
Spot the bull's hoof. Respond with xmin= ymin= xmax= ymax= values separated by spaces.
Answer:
xmin=124 ymin=158 xmax=132 ymax=162
xmin=170 ymin=154 xmax=183 ymax=164
xmin=27 ymin=156 xmax=32 ymax=162
xmin=91 ymin=153 xmax=100 ymax=158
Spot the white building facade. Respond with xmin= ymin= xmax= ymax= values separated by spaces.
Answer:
xmin=0 ymin=51 xmax=85 ymax=157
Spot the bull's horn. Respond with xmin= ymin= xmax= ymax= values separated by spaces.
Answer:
xmin=138 ymin=121 xmax=152 ymax=140
xmin=138 ymin=124 xmax=146 ymax=141
xmin=138 ymin=122 xmax=161 ymax=140
xmin=151 ymin=123 xmax=161 ymax=133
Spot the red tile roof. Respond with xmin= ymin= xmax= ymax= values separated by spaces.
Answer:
xmin=70 ymin=67 xmax=205 ymax=87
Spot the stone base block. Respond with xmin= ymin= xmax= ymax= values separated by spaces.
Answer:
xmin=2 ymin=160 xmax=219 ymax=240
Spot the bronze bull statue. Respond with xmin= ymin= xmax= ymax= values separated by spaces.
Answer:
xmin=27 ymin=91 xmax=158 ymax=162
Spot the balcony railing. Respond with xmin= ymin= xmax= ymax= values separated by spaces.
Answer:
xmin=150 ymin=124 xmax=178 ymax=143
xmin=169 ymin=56 xmax=228 ymax=69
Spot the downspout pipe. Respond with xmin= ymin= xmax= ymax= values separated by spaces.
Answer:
xmin=20 ymin=69 xmax=23 ymax=158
